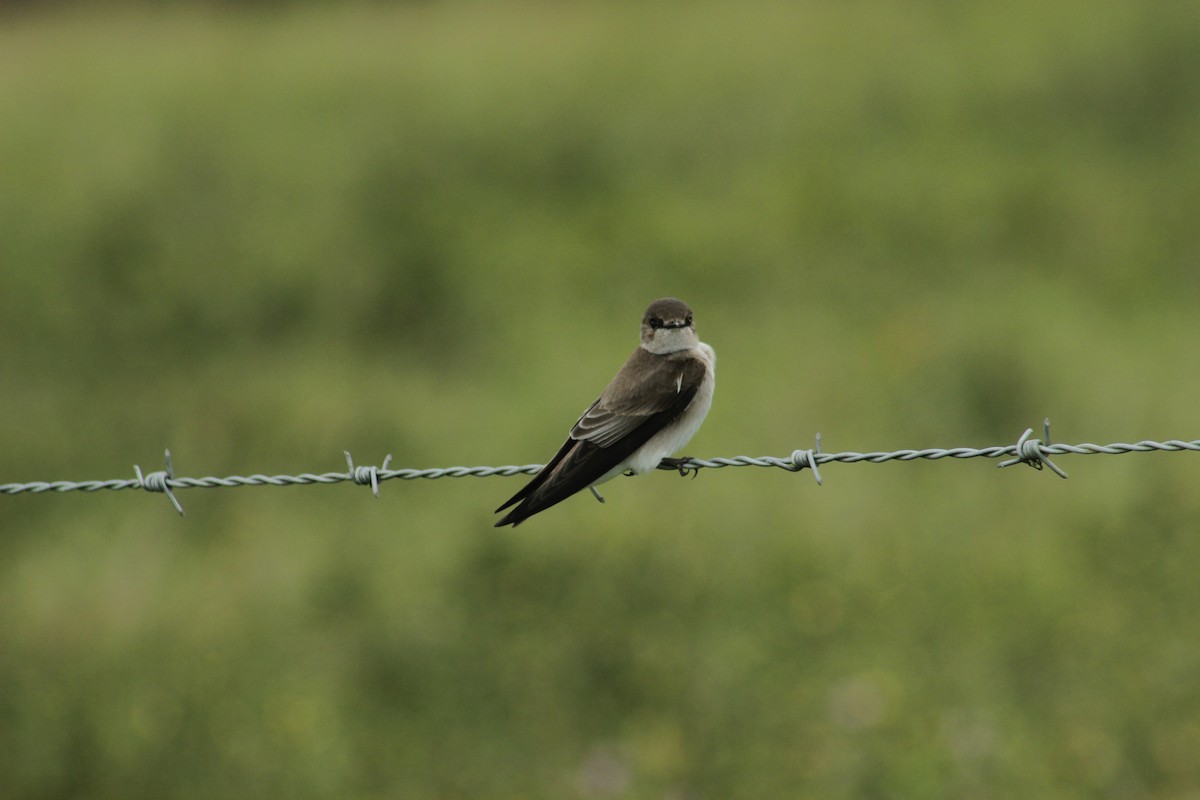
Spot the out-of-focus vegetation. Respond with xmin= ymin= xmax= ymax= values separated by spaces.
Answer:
xmin=2 ymin=1 xmax=1200 ymax=797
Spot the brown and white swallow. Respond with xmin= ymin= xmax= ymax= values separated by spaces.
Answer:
xmin=495 ymin=297 xmax=715 ymax=527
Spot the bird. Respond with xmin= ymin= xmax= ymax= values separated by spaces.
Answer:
xmin=495 ymin=297 xmax=715 ymax=527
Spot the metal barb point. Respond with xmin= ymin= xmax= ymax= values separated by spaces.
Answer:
xmin=656 ymin=457 xmax=700 ymax=477
xmin=134 ymin=449 xmax=185 ymax=516
xmin=345 ymin=451 xmax=392 ymax=498
xmin=998 ymin=427 xmax=1068 ymax=479
xmin=788 ymin=444 xmax=824 ymax=486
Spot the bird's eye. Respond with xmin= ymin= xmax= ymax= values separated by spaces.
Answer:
xmin=685 ymin=314 xmax=693 ymax=326
xmin=649 ymin=317 xmax=662 ymax=329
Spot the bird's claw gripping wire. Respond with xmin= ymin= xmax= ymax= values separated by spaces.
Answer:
xmin=657 ymin=457 xmax=701 ymax=478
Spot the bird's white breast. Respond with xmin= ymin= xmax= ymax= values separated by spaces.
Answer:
xmin=609 ymin=342 xmax=716 ymax=479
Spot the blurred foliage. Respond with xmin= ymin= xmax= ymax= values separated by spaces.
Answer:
xmin=2 ymin=1 xmax=1200 ymax=798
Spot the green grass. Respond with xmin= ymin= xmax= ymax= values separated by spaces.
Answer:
xmin=2 ymin=2 xmax=1200 ymax=797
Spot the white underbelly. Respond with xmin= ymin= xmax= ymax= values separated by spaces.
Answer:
xmin=596 ymin=342 xmax=715 ymax=484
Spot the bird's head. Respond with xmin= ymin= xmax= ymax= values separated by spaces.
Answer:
xmin=640 ymin=297 xmax=698 ymax=354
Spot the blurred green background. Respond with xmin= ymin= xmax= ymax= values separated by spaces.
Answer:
xmin=3 ymin=1 xmax=1200 ymax=797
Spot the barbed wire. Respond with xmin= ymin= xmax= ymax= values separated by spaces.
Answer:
xmin=2 ymin=421 xmax=1198 ymax=516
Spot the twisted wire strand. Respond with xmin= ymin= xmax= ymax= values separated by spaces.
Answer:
xmin=3 ymin=432 xmax=1199 ymax=516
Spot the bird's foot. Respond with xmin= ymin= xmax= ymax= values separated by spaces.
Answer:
xmin=658 ymin=457 xmax=700 ymax=478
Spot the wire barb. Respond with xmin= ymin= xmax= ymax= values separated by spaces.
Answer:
xmin=134 ymin=449 xmax=185 ymax=516
xmin=786 ymin=432 xmax=824 ymax=485
xmin=998 ymin=425 xmax=1068 ymax=479
xmin=345 ymin=452 xmax=393 ymax=498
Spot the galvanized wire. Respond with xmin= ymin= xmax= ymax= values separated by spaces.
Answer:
xmin=3 ymin=421 xmax=1199 ymax=516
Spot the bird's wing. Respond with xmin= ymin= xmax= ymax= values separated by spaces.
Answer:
xmin=494 ymin=350 xmax=707 ymax=527
xmin=571 ymin=349 xmax=707 ymax=446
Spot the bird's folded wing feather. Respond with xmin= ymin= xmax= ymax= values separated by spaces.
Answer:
xmin=570 ymin=350 xmax=707 ymax=447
